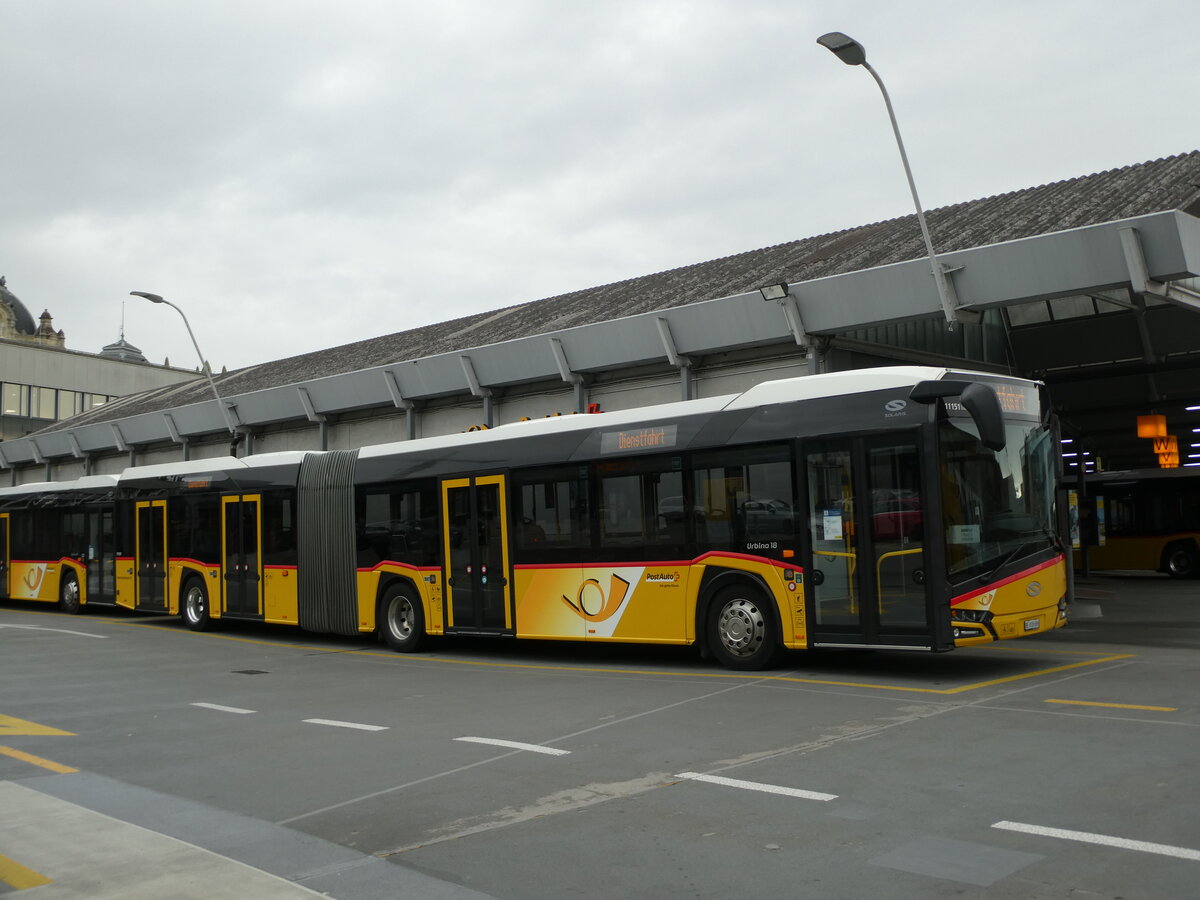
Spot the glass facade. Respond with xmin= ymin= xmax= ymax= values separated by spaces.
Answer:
xmin=1 ymin=381 xmax=111 ymax=421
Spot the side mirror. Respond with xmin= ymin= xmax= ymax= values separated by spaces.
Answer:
xmin=959 ymin=383 xmax=1006 ymax=451
xmin=909 ymin=380 xmax=1007 ymax=451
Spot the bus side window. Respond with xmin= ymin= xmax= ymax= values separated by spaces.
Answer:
xmin=600 ymin=475 xmax=643 ymax=546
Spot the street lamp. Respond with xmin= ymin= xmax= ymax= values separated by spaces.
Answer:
xmin=130 ymin=291 xmax=240 ymax=440
xmin=817 ymin=31 xmax=962 ymax=328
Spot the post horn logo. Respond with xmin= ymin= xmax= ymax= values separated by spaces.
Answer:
xmin=23 ymin=566 xmax=46 ymax=592
xmin=562 ymin=574 xmax=631 ymax=622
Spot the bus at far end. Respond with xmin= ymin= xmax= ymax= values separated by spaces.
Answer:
xmin=1075 ymin=468 xmax=1200 ymax=578
xmin=1 ymin=366 xmax=1068 ymax=668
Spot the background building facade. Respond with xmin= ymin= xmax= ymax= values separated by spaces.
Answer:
xmin=1 ymin=277 xmax=201 ymax=444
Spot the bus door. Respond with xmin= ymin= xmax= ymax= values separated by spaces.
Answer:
xmin=804 ymin=435 xmax=933 ymax=648
xmin=441 ymin=475 xmax=512 ymax=632
xmin=1 ymin=513 xmax=9 ymax=598
xmin=85 ymin=507 xmax=116 ymax=603
xmin=135 ymin=501 xmax=168 ymax=611
xmin=221 ymin=495 xmax=263 ymax=618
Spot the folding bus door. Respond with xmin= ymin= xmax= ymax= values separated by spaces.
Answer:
xmin=804 ymin=435 xmax=934 ymax=649
xmin=441 ymin=475 xmax=512 ymax=632
xmin=85 ymin=507 xmax=116 ymax=603
xmin=134 ymin=501 xmax=168 ymax=611
xmin=0 ymin=513 xmax=9 ymax=598
xmin=222 ymin=495 xmax=263 ymax=618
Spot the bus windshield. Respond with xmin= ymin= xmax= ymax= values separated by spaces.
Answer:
xmin=939 ymin=417 xmax=1058 ymax=584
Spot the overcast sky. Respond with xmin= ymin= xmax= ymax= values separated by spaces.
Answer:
xmin=3 ymin=0 xmax=1199 ymax=373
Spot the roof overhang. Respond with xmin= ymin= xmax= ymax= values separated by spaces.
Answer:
xmin=4 ymin=209 xmax=1199 ymax=468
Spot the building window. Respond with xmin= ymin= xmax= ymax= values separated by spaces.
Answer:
xmin=2 ymin=382 xmax=23 ymax=416
xmin=31 ymin=386 xmax=56 ymax=419
xmin=58 ymin=390 xmax=80 ymax=418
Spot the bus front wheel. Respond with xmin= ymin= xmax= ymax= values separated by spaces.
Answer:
xmin=708 ymin=585 xmax=779 ymax=670
xmin=380 ymin=584 xmax=426 ymax=653
xmin=1163 ymin=543 xmax=1199 ymax=579
xmin=59 ymin=571 xmax=82 ymax=615
xmin=182 ymin=579 xmax=212 ymax=631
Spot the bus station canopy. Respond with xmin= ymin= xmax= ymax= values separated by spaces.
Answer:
xmin=4 ymin=151 xmax=1200 ymax=475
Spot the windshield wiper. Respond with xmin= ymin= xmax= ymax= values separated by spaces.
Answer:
xmin=977 ymin=544 xmax=1031 ymax=584
xmin=976 ymin=528 xmax=1062 ymax=584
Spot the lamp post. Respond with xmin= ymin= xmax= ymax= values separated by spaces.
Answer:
xmin=816 ymin=31 xmax=961 ymax=328
xmin=130 ymin=291 xmax=240 ymax=441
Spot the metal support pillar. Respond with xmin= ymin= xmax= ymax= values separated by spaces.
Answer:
xmin=655 ymin=317 xmax=693 ymax=401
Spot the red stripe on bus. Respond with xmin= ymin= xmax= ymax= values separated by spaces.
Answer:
xmin=355 ymin=562 xmax=440 ymax=573
xmin=514 ymin=552 xmax=801 ymax=572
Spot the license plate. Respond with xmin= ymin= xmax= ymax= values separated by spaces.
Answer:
xmin=1023 ymin=617 xmax=1040 ymax=632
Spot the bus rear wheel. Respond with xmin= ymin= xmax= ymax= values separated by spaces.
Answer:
xmin=380 ymin=584 xmax=426 ymax=653
xmin=1163 ymin=543 xmax=1199 ymax=579
xmin=182 ymin=579 xmax=212 ymax=631
xmin=59 ymin=571 xmax=82 ymax=615
xmin=708 ymin=585 xmax=779 ymax=670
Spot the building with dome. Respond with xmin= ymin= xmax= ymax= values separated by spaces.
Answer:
xmin=0 ymin=277 xmax=199 ymax=442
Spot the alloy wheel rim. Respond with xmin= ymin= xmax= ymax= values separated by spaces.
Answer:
xmin=718 ymin=598 xmax=764 ymax=657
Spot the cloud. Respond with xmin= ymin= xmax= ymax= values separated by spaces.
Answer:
xmin=2 ymin=0 xmax=1198 ymax=371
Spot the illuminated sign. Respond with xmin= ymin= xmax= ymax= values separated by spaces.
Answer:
xmin=946 ymin=382 xmax=1039 ymax=419
xmin=1144 ymin=433 xmax=1180 ymax=468
xmin=1137 ymin=414 xmax=1167 ymax=438
xmin=1152 ymin=435 xmax=1178 ymax=454
xmin=993 ymin=384 xmax=1035 ymax=414
xmin=600 ymin=425 xmax=678 ymax=454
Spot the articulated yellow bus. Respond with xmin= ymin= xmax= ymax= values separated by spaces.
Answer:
xmin=1 ymin=366 xmax=1069 ymax=668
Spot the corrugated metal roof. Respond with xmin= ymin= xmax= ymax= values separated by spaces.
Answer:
xmin=41 ymin=151 xmax=1200 ymax=432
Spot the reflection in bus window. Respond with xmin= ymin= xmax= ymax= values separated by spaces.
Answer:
xmin=940 ymin=418 xmax=1056 ymax=581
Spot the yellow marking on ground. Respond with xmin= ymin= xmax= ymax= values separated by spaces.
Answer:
xmin=0 ymin=746 xmax=78 ymax=773
xmin=0 ymin=714 xmax=74 ymax=737
xmin=156 ymin=627 xmax=1136 ymax=694
xmin=0 ymin=852 xmax=53 ymax=890
xmin=987 ymin=644 xmax=1120 ymax=657
xmin=8 ymin=604 xmax=1130 ymax=695
xmin=1045 ymin=698 xmax=1177 ymax=712
xmin=327 ymin=649 xmax=1137 ymax=696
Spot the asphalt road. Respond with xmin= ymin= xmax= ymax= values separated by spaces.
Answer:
xmin=2 ymin=573 xmax=1198 ymax=898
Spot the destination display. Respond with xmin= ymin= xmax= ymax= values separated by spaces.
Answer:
xmin=599 ymin=424 xmax=678 ymax=454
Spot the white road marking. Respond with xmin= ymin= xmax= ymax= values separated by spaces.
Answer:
xmin=455 ymin=736 xmax=570 ymax=756
xmin=0 ymin=623 xmax=107 ymax=638
xmin=993 ymin=821 xmax=1200 ymax=861
xmin=304 ymin=718 xmax=389 ymax=732
xmin=191 ymin=702 xmax=256 ymax=715
xmin=675 ymin=772 xmax=837 ymax=802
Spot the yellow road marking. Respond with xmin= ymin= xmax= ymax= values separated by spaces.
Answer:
xmin=0 ymin=852 xmax=53 ymax=890
xmin=5 ymin=602 xmax=1133 ymax=696
xmin=1045 ymin=698 xmax=1177 ymax=712
xmin=0 ymin=746 xmax=78 ymax=773
xmin=169 ymin=630 xmax=1132 ymax=695
xmin=0 ymin=714 xmax=74 ymax=736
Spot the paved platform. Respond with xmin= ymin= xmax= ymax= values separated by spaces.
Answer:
xmin=0 ymin=775 xmax=491 ymax=899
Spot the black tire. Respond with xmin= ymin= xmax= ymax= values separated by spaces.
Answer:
xmin=59 ymin=570 xmax=82 ymax=615
xmin=181 ymin=578 xmax=213 ymax=631
xmin=380 ymin=583 xmax=426 ymax=652
xmin=707 ymin=584 xmax=780 ymax=670
xmin=1163 ymin=543 xmax=1200 ymax=579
